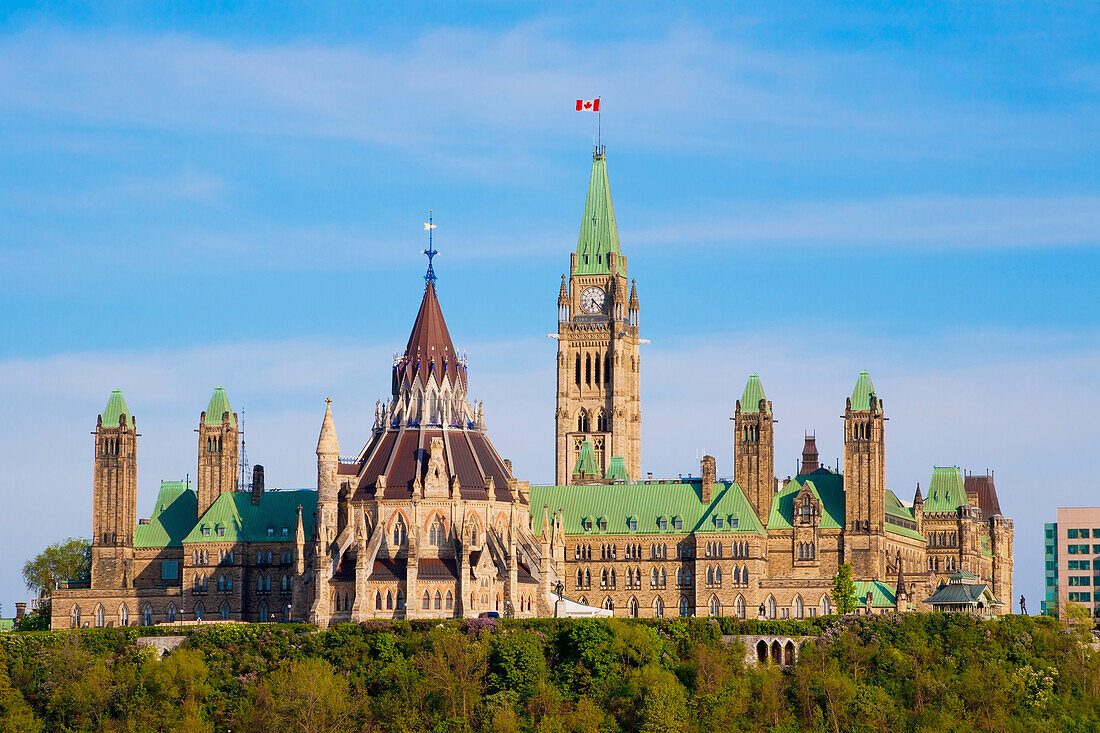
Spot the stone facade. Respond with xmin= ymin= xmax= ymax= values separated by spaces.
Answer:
xmin=53 ymin=147 xmax=1015 ymax=629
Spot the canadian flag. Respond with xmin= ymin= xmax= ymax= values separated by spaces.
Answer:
xmin=575 ymin=98 xmax=600 ymax=112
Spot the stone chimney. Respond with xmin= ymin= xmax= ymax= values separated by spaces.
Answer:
xmin=252 ymin=464 xmax=265 ymax=505
xmin=701 ymin=455 xmax=716 ymax=503
xmin=801 ymin=433 xmax=820 ymax=474
xmin=15 ymin=602 xmax=26 ymax=620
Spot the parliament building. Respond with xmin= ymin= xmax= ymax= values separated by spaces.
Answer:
xmin=52 ymin=148 xmax=1014 ymax=628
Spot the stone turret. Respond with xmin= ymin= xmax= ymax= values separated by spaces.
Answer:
xmin=316 ymin=398 xmax=340 ymax=503
xmin=92 ymin=389 xmax=138 ymax=589
xmin=196 ymin=386 xmax=239 ymax=518
xmin=734 ymin=373 xmax=775 ymax=523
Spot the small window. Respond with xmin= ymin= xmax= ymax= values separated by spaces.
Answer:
xmin=673 ymin=517 xmax=682 ymax=530
xmin=201 ymin=526 xmax=210 ymax=537
xmin=217 ymin=526 xmax=225 ymax=536
xmin=1093 ymin=529 xmax=1100 ymax=539
xmin=715 ymin=517 xmax=724 ymax=528
xmin=627 ymin=518 xmax=637 ymax=531
xmin=598 ymin=519 xmax=608 ymax=531
xmin=1068 ymin=529 xmax=1079 ymax=539
xmin=730 ymin=518 xmax=739 ymax=529
xmin=281 ymin=527 xmax=289 ymax=537
xmin=583 ymin=519 xmax=593 ymax=532
xmin=267 ymin=527 xmax=274 ymax=537
xmin=658 ymin=519 xmax=668 ymax=530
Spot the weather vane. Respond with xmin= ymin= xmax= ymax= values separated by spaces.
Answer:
xmin=423 ymin=210 xmax=438 ymax=285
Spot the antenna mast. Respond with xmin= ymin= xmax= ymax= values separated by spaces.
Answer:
xmin=238 ymin=409 xmax=251 ymax=492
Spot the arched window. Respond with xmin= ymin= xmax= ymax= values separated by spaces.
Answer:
xmin=258 ymin=602 xmax=268 ymax=623
xmin=707 ymin=567 xmax=714 ymax=584
xmin=585 ymin=354 xmax=592 ymax=385
xmin=651 ymin=568 xmax=658 ymax=586
xmin=820 ymin=595 xmax=832 ymax=616
xmin=602 ymin=568 xmax=608 ymax=587
xmin=422 ymin=591 xmax=431 ymax=610
xmin=434 ymin=591 xmax=442 ymax=610
xmin=71 ymin=604 xmax=81 ymax=629
xmin=94 ymin=604 xmax=105 ymax=628
xmin=715 ymin=566 xmax=722 ymax=584
xmin=736 ymin=594 xmax=746 ymax=619
xmin=584 ymin=569 xmax=591 ymax=587
xmin=429 ymin=516 xmax=446 ymax=546
xmin=386 ymin=591 xmax=394 ymax=610
xmin=396 ymin=591 xmax=404 ymax=610
xmin=193 ymin=602 xmax=204 ymax=621
xmin=629 ymin=597 xmax=639 ymax=618
xmin=393 ymin=516 xmax=407 ymax=546
xmin=167 ymin=603 xmax=177 ymax=623
xmin=576 ymin=569 xmax=583 ymax=587
xmin=709 ymin=595 xmax=720 ymax=617
xmin=604 ymin=597 xmax=614 ymax=610
xmin=679 ymin=596 xmax=690 ymax=617
xmin=574 ymin=354 xmax=581 ymax=386
xmin=119 ymin=604 xmax=129 ymax=627
xmin=766 ymin=595 xmax=777 ymax=620
xmin=220 ymin=602 xmax=230 ymax=620
xmin=794 ymin=595 xmax=804 ymax=619
xmin=375 ymin=591 xmax=383 ymax=610
xmin=654 ymin=597 xmax=664 ymax=618
xmin=660 ymin=568 xmax=666 ymax=586
xmin=742 ymin=565 xmax=748 ymax=584
xmin=446 ymin=590 xmax=454 ymax=610
xmin=142 ymin=604 xmax=153 ymax=626
xmin=610 ymin=569 xmax=616 ymax=588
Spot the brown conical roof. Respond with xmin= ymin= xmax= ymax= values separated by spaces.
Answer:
xmin=393 ymin=282 xmax=466 ymax=393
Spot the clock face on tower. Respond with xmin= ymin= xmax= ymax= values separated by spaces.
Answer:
xmin=580 ymin=286 xmax=606 ymax=314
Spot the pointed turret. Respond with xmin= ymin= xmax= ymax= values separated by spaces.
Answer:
xmin=572 ymin=440 xmax=602 ymax=484
xmin=102 ymin=389 xmax=132 ymax=428
xmin=739 ymin=373 xmax=769 ymax=414
xmin=196 ymin=386 xmax=239 ymax=517
xmin=734 ymin=373 xmax=775 ymax=523
xmin=574 ymin=149 xmax=624 ymax=276
xmin=913 ymin=483 xmax=923 ymax=506
xmin=204 ymin=386 xmax=237 ymax=426
xmin=317 ymin=398 xmax=340 ymax=504
xmin=392 ymin=281 xmax=466 ymax=395
xmin=850 ymin=370 xmax=877 ymax=411
xmin=558 ymin=274 xmax=569 ymax=306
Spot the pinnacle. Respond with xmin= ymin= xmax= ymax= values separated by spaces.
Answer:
xmin=317 ymin=399 xmax=340 ymax=456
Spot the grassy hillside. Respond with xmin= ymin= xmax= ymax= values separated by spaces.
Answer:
xmin=1 ymin=614 xmax=1098 ymax=732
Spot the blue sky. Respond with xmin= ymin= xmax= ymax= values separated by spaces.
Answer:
xmin=1 ymin=1 xmax=1098 ymax=617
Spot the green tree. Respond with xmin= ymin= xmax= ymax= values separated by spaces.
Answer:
xmin=21 ymin=538 xmax=91 ymax=598
xmin=239 ymin=657 xmax=359 ymax=733
xmin=488 ymin=629 xmax=548 ymax=702
xmin=831 ymin=562 xmax=858 ymax=615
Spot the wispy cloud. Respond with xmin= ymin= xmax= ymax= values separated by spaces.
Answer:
xmin=629 ymin=194 xmax=1100 ymax=249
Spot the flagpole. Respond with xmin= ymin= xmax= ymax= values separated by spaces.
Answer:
xmin=598 ymin=98 xmax=601 ymax=151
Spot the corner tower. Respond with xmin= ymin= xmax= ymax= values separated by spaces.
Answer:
xmin=554 ymin=148 xmax=641 ymax=484
xmin=196 ymin=386 xmax=239 ymax=517
xmin=91 ymin=389 xmax=138 ymax=588
xmin=734 ymin=374 xmax=775 ymax=523
xmin=844 ymin=371 xmax=886 ymax=534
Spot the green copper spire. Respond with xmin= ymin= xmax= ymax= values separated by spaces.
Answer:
xmin=574 ymin=150 xmax=624 ymax=276
xmin=572 ymin=439 xmax=600 ymax=478
xmin=102 ymin=389 xmax=132 ymax=427
xmin=739 ymin=373 xmax=768 ymax=414
xmin=604 ymin=456 xmax=629 ymax=482
xmin=204 ymin=386 xmax=237 ymax=427
xmin=850 ymin=371 xmax=876 ymax=411
xmin=923 ymin=466 xmax=969 ymax=513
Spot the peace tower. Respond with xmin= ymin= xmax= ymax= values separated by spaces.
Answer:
xmin=554 ymin=147 xmax=641 ymax=485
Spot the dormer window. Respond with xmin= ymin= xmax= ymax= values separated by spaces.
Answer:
xmin=281 ymin=527 xmax=289 ymax=537
xmin=658 ymin=517 xmax=668 ymax=531
xmin=583 ymin=518 xmax=593 ymax=532
xmin=216 ymin=525 xmax=225 ymax=537
xmin=714 ymin=516 xmax=724 ymax=529
xmin=627 ymin=517 xmax=637 ymax=531
xmin=266 ymin=527 xmax=274 ymax=537
xmin=673 ymin=517 xmax=683 ymax=530
xmin=598 ymin=518 xmax=608 ymax=531
xmin=730 ymin=518 xmax=739 ymax=529
xmin=201 ymin=525 xmax=210 ymax=537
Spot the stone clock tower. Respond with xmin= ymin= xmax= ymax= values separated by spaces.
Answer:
xmin=555 ymin=147 xmax=641 ymax=485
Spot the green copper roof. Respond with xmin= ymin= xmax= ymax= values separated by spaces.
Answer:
xmin=573 ymin=152 xmax=625 ymax=276
xmin=102 ymin=389 xmax=132 ymax=427
xmin=530 ymin=481 xmax=766 ymax=536
xmin=605 ymin=456 xmax=629 ymax=482
xmin=739 ymin=374 xmax=768 ymax=414
xmin=853 ymin=580 xmax=897 ymax=608
xmin=883 ymin=490 xmax=925 ymax=541
xmin=767 ymin=471 xmax=846 ymax=530
xmin=184 ymin=490 xmax=315 ymax=544
xmin=203 ymin=386 xmax=237 ymax=427
xmin=923 ymin=466 xmax=969 ymax=514
xmin=850 ymin=371 xmax=877 ymax=411
xmin=573 ymin=440 xmax=600 ymax=477
xmin=134 ymin=481 xmax=197 ymax=548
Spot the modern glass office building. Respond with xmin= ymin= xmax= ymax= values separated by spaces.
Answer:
xmin=1043 ymin=508 xmax=1100 ymax=619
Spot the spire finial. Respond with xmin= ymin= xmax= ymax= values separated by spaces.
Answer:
xmin=325 ymin=396 xmax=332 ymax=406
xmin=423 ymin=210 xmax=438 ymax=286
